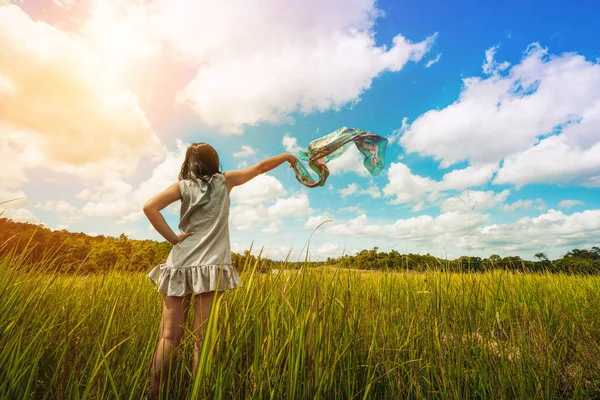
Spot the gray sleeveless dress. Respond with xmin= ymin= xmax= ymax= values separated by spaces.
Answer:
xmin=147 ymin=173 xmax=242 ymax=296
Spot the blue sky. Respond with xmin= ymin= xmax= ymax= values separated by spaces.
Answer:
xmin=1 ymin=0 xmax=599 ymax=261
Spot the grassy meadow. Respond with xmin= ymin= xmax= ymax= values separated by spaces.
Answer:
xmin=1 ymin=252 xmax=600 ymax=399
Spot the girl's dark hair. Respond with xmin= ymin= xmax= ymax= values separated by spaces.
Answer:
xmin=178 ymin=143 xmax=222 ymax=183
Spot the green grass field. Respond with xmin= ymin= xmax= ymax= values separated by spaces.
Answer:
xmin=1 ymin=255 xmax=600 ymax=399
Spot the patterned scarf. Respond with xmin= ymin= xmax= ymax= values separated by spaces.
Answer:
xmin=291 ymin=127 xmax=388 ymax=188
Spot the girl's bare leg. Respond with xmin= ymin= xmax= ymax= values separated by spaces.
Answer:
xmin=150 ymin=293 xmax=191 ymax=397
xmin=192 ymin=290 xmax=223 ymax=375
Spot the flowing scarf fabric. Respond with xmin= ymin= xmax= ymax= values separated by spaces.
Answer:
xmin=291 ymin=127 xmax=388 ymax=188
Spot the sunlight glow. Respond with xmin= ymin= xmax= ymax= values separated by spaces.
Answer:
xmin=84 ymin=1 xmax=160 ymax=75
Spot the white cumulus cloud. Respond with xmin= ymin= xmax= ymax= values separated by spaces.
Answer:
xmin=282 ymin=134 xmax=302 ymax=154
xmin=0 ymin=207 xmax=39 ymax=224
xmin=0 ymin=5 xmax=164 ymax=184
xmin=75 ymin=139 xmax=189 ymax=222
xmin=383 ymin=162 xmax=501 ymax=209
xmin=150 ymin=0 xmax=436 ymax=133
xmin=305 ymin=213 xmax=333 ymax=229
xmin=267 ymin=194 xmax=313 ymax=218
xmin=230 ymin=193 xmax=312 ymax=231
xmin=230 ymin=174 xmax=287 ymax=205
xmin=327 ymin=146 xmax=373 ymax=177
xmin=339 ymin=182 xmax=381 ymax=198
xmin=500 ymin=198 xmax=545 ymax=212
xmin=440 ymin=190 xmax=510 ymax=213
xmin=474 ymin=209 xmax=600 ymax=255
xmin=382 ymin=162 xmax=438 ymax=205
xmin=233 ymin=145 xmax=257 ymax=158
xmin=482 ymin=45 xmax=510 ymax=75
xmin=558 ymin=199 xmax=585 ymax=209
xmin=425 ymin=53 xmax=442 ymax=68
xmin=399 ymin=43 xmax=600 ymax=188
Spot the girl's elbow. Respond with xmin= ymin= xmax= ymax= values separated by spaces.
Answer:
xmin=142 ymin=203 xmax=155 ymax=215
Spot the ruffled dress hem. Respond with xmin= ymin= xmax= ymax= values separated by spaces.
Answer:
xmin=147 ymin=263 xmax=242 ymax=297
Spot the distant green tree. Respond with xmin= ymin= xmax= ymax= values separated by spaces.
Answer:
xmin=489 ymin=254 xmax=501 ymax=263
xmin=1 ymin=219 xmax=600 ymax=276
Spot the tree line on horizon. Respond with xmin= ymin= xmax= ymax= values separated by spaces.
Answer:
xmin=0 ymin=219 xmax=598 ymax=275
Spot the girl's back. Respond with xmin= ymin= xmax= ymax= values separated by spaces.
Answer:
xmin=147 ymin=172 xmax=237 ymax=297
xmin=175 ymin=173 xmax=231 ymax=268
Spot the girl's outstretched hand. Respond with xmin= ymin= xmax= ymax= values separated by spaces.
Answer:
xmin=287 ymin=154 xmax=297 ymax=168
xmin=172 ymin=231 xmax=194 ymax=244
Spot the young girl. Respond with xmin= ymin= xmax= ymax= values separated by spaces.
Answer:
xmin=143 ymin=142 xmax=296 ymax=397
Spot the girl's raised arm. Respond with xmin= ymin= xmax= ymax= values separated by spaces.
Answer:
xmin=224 ymin=153 xmax=296 ymax=192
